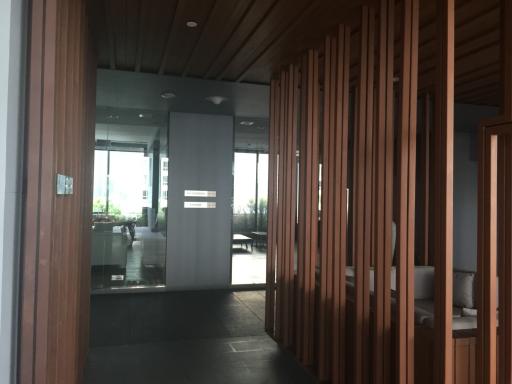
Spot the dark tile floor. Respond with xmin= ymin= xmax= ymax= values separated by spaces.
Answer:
xmin=86 ymin=290 xmax=317 ymax=384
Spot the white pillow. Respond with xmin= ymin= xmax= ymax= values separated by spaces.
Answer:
xmin=453 ymin=272 xmax=475 ymax=309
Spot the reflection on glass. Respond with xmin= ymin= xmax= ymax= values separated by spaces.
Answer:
xmin=231 ymin=152 xmax=268 ymax=285
xmin=91 ymin=112 xmax=168 ymax=291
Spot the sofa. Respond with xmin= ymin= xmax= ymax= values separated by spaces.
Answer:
xmin=91 ymin=223 xmax=130 ymax=267
xmin=346 ymin=266 xmax=482 ymax=330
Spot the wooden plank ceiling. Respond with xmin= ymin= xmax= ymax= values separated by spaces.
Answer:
xmin=89 ymin=0 xmax=501 ymax=106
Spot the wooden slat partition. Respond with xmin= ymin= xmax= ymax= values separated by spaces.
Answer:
xmin=433 ymin=0 xmax=455 ymax=382
xmin=19 ymin=0 xmax=96 ymax=382
xmin=353 ymin=6 xmax=375 ymax=384
xmin=296 ymin=49 xmax=320 ymax=366
xmin=396 ymin=0 xmax=419 ymax=383
xmin=373 ymin=0 xmax=394 ymax=383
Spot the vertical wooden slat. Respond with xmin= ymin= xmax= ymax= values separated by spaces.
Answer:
xmin=353 ymin=6 xmax=375 ymax=384
xmin=297 ymin=62 xmax=306 ymax=358
xmin=498 ymin=134 xmax=512 ymax=384
xmin=419 ymin=94 xmax=431 ymax=266
xmin=284 ymin=64 xmax=298 ymax=348
xmin=477 ymin=130 xmax=498 ymax=384
xmin=373 ymin=0 xmax=394 ymax=383
xmin=331 ymin=24 xmax=350 ymax=384
xmin=275 ymin=70 xmax=288 ymax=341
xmin=500 ymin=0 xmax=512 ymax=379
xmin=274 ymin=64 xmax=299 ymax=348
xmin=306 ymin=52 xmax=320 ymax=367
xmin=396 ymin=0 xmax=419 ymax=383
xmin=296 ymin=49 xmax=320 ymax=365
xmin=318 ymin=34 xmax=333 ymax=381
xmin=433 ymin=0 xmax=454 ymax=382
xmin=265 ymin=79 xmax=279 ymax=334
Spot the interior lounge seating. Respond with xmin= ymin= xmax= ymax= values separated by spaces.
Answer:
xmin=345 ymin=266 xmax=483 ymax=330
xmin=91 ymin=223 xmax=130 ymax=268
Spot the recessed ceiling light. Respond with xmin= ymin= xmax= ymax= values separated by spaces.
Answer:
xmin=206 ymin=96 xmax=228 ymax=105
xmin=186 ymin=21 xmax=198 ymax=28
xmin=240 ymin=121 xmax=254 ymax=126
xmin=106 ymin=114 xmax=119 ymax=120
xmin=138 ymin=113 xmax=145 ymax=118
xmin=160 ymin=91 xmax=176 ymax=99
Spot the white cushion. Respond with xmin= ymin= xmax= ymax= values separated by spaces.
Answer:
xmin=453 ymin=271 xmax=475 ymax=309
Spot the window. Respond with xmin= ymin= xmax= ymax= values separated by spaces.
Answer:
xmin=163 ymin=175 xmax=168 ymax=187
xmin=142 ymin=190 xmax=148 ymax=200
xmin=162 ymin=190 xmax=168 ymax=199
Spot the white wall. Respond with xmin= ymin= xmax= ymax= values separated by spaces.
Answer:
xmin=0 ymin=0 xmax=26 ymax=381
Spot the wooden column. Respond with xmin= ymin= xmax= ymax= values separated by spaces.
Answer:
xmin=433 ymin=0 xmax=454 ymax=382
xmin=296 ymin=49 xmax=320 ymax=366
xmin=396 ymin=0 xmax=419 ymax=382
xmin=353 ymin=6 xmax=375 ymax=384
xmin=373 ymin=0 xmax=394 ymax=383
xmin=265 ymin=79 xmax=280 ymax=334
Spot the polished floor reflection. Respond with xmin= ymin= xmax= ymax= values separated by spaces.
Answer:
xmin=86 ymin=290 xmax=316 ymax=384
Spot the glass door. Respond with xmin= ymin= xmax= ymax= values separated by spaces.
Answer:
xmin=91 ymin=119 xmax=168 ymax=291
xmin=231 ymin=151 xmax=268 ymax=285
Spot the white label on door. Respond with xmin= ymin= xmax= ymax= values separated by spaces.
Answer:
xmin=184 ymin=190 xmax=216 ymax=198
xmin=184 ymin=201 xmax=216 ymax=209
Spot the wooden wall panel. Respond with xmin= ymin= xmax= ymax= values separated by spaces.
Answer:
xmin=353 ymin=6 xmax=375 ymax=384
xmin=396 ymin=0 xmax=419 ymax=383
xmin=373 ymin=0 xmax=394 ymax=383
xmin=19 ymin=0 xmax=96 ymax=382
